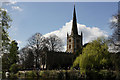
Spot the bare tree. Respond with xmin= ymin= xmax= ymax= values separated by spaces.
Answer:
xmin=109 ymin=3 xmax=120 ymax=78
xmin=45 ymin=34 xmax=64 ymax=52
xmin=19 ymin=33 xmax=64 ymax=70
xmin=109 ymin=9 xmax=120 ymax=53
xmin=27 ymin=33 xmax=45 ymax=69
xmin=110 ymin=14 xmax=120 ymax=42
xmin=19 ymin=46 xmax=29 ymax=69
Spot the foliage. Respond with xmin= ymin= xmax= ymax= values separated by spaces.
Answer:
xmin=1 ymin=8 xmax=12 ymax=71
xmin=9 ymin=64 xmax=20 ymax=74
xmin=75 ymin=47 xmax=83 ymax=57
xmin=0 ymin=8 xmax=12 ymax=53
xmin=19 ymin=33 xmax=64 ymax=70
xmin=17 ymin=70 xmax=82 ymax=79
xmin=19 ymin=46 xmax=35 ymax=70
xmin=19 ymin=46 xmax=28 ymax=69
xmin=25 ymin=71 xmax=37 ymax=78
xmin=19 ymin=33 xmax=45 ymax=69
xmin=110 ymin=53 xmax=120 ymax=79
xmin=8 ymin=40 xmax=19 ymax=65
xmin=109 ymin=12 xmax=120 ymax=79
xmin=2 ymin=40 xmax=19 ymax=73
xmin=2 ymin=53 xmax=10 ymax=71
xmin=24 ymin=49 xmax=34 ymax=69
xmin=73 ymin=37 xmax=111 ymax=72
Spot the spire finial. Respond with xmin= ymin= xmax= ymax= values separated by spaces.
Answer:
xmin=73 ymin=4 xmax=76 ymax=18
xmin=74 ymin=2 xmax=75 ymax=7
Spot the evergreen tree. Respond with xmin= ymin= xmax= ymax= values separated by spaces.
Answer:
xmin=1 ymin=8 xmax=11 ymax=72
xmin=2 ymin=53 xmax=10 ymax=71
xmin=8 ymin=40 xmax=19 ymax=65
xmin=0 ymin=8 xmax=12 ymax=53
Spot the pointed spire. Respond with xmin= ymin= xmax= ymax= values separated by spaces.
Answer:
xmin=71 ymin=5 xmax=78 ymax=36
xmin=73 ymin=4 xmax=76 ymax=21
xmin=67 ymin=32 xmax=69 ymax=37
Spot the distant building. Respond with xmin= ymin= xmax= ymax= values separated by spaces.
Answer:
xmin=67 ymin=5 xmax=83 ymax=54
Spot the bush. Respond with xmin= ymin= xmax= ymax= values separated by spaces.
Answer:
xmin=9 ymin=73 xmax=17 ymax=78
xmin=2 ymin=71 xmax=6 ymax=79
xmin=99 ymin=70 xmax=115 ymax=80
xmin=86 ymin=70 xmax=116 ymax=80
xmin=40 ymin=70 xmax=49 ymax=78
xmin=25 ymin=71 xmax=37 ymax=78
xmin=57 ymin=71 xmax=64 ymax=79
xmin=86 ymin=70 xmax=100 ymax=80
xmin=9 ymin=64 xmax=20 ymax=74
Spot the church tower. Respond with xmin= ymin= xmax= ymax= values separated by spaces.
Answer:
xmin=67 ymin=5 xmax=83 ymax=54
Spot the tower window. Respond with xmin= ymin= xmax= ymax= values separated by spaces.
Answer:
xmin=77 ymin=45 xmax=79 ymax=49
xmin=77 ymin=39 xmax=79 ymax=43
xmin=69 ymin=45 xmax=71 ymax=49
xmin=69 ymin=39 xmax=71 ymax=42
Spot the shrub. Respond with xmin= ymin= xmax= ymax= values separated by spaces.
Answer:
xmin=57 ymin=71 xmax=64 ymax=79
xmin=40 ymin=70 xmax=49 ymax=78
xmin=25 ymin=71 xmax=37 ymax=78
xmin=9 ymin=64 xmax=20 ymax=74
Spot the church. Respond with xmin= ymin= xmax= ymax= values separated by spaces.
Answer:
xmin=67 ymin=5 xmax=83 ymax=54
xmin=41 ymin=5 xmax=83 ymax=70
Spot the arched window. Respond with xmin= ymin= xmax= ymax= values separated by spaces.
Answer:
xmin=77 ymin=39 xmax=80 ymax=43
xmin=77 ymin=45 xmax=79 ymax=49
xmin=69 ymin=45 xmax=71 ymax=49
xmin=69 ymin=39 xmax=71 ymax=42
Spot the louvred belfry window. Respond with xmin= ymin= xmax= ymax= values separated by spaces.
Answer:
xmin=69 ymin=45 xmax=71 ymax=49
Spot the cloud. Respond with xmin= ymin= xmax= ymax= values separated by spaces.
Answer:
xmin=3 ymin=1 xmax=23 ymax=12
xmin=109 ymin=16 xmax=117 ymax=23
xmin=5 ymin=1 xmax=17 ymax=5
xmin=17 ymin=40 xmax=24 ymax=50
xmin=12 ymin=6 xmax=23 ymax=11
xmin=17 ymin=40 xmax=22 ymax=44
xmin=44 ymin=20 xmax=108 ymax=51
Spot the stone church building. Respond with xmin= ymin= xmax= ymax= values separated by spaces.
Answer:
xmin=41 ymin=5 xmax=83 ymax=70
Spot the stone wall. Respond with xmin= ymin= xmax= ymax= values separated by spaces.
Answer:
xmin=46 ymin=51 xmax=74 ymax=70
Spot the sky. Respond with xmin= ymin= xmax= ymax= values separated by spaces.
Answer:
xmin=2 ymin=2 xmax=118 ymax=51
xmin=1 ymin=0 xmax=120 ymax=2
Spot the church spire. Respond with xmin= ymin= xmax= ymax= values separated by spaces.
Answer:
xmin=67 ymin=32 xmax=69 ymax=38
xmin=71 ymin=5 xmax=78 ymax=36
